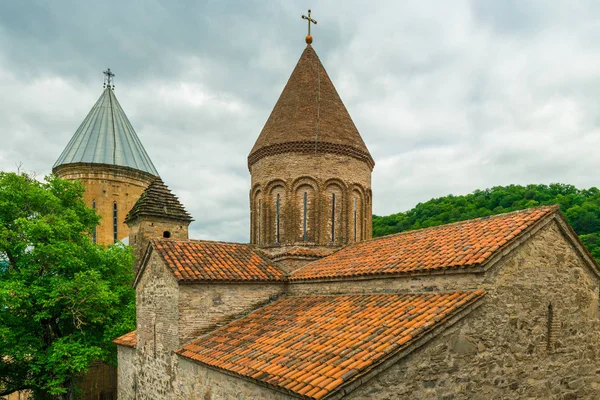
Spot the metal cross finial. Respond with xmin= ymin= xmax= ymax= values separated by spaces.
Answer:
xmin=103 ymin=68 xmax=115 ymax=90
xmin=301 ymin=9 xmax=317 ymax=44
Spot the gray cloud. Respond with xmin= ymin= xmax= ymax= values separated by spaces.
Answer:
xmin=2 ymin=1 xmax=600 ymax=241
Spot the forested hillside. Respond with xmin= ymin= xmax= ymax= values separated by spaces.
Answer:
xmin=373 ymin=184 xmax=600 ymax=261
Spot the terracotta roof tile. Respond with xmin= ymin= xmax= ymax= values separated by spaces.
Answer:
xmin=177 ymin=291 xmax=485 ymax=399
xmin=113 ymin=330 xmax=136 ymax=348
xmin=291 ymin=206 xmax=557 ymax=281
xmin=152 ymin=239 xmax=287 ymax=282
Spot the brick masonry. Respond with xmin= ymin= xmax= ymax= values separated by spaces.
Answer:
xmin=53 ymin=163 xmax=155 ymax=246
xmin=250 ymin=152 xmax=372 ymax=265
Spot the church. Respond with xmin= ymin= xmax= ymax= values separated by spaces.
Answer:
xmin=53 ymin=15 xmax=600 ymax=400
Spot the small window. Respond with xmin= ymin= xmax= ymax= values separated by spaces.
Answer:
xmin=353 ymin=197 xmax=357 ymax=242
xmin=163 ymin=231 xmax=171 ymax=238
xmin=276 ymin=194 xmax=281 ymax=244
xmin=257 ymin=199 xmax=262 ymax=245
xmin=547 ymin=303 xmax=553 ymax=352
xmin=303 ymin=192 xmax=308 ymax=241
xmin=92 ymin=200 xmax=97 ymax=244
xmin=113 ymin=202 xmax=118 ymax=243
xmin=331 ymin=193 xmax=336 ymax=243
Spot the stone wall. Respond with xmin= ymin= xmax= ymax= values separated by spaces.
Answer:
xmin=177 ymin=358 xmax=295 ymax=400
xmin=346 ymin=220 xmax=600 ymax=399
xmin=128 ymin=216 xmax=190 ymax=272
xmin=250 ymin=152 xmax=372 ymax=249
xmin=179 ymin=282 xmax=285 ymax=345
xmin=135 ymin=250 xmax=180 ymax=400
xmin=117 ymin=346 xmax=136 ymax=400
xmin=54 ymin=163 xmax=155 ymax=246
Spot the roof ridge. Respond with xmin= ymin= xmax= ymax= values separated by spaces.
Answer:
xmin=290 ymin=205 xmax=559 ymax=281
xmin=366 ymin=205 xmax=558 ymax=243
xmin=151 ymin=237 xmax=255 ymax=247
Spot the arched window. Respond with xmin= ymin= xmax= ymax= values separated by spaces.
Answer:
xmin=276 ymin=194 xmax=281 ymax=243
xmin=303 ymin=192 xmax=308 ymax=241
xmin=331 ymin=193 xmax=336 ymax=243
xmin=257 ymin=199 xmax=262 ymax=245
xmin=92 ymin=200 xmax=97 ymax=244
xmin=353 ymin=197 xmax=357 ymax=242
xmin=113 ymin=202 xmax=118 ymax=243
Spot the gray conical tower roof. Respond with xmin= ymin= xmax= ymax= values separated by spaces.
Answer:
xmin=53 ymin=87 xmax=159 ymax=176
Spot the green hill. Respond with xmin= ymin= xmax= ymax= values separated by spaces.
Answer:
xmin=372 ymin=184 xmax=600 ymax=262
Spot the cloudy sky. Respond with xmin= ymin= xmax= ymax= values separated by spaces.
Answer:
xmin=2 ymin=1 xmax=600 ymax=242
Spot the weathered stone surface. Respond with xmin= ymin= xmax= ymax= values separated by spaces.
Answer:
xmin=346 ymin=221 xmax=600 ymax=399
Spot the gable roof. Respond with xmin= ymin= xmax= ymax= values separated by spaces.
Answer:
xmin=150 ymin=239 xmax=287 ymax=283
xmin=113 ymin=330 xmax=136 ymax=348
xmin=248 ymin=45 xmax=373 ymax=170
xmin=292 ymin=206 xmax=558 ymax=281
xmin=53 ymin=88 xmax=159 ymax=176
xmin=178 ymin=291 xmax=485 ymax=399
xmin=125 ymin=177 xmax=193 ymax=223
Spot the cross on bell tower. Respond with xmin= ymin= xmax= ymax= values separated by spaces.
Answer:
xmin=301 ymin=9 xmax=317 ymax=44
xmin=103 ymin=68 xmax=115 ymax=90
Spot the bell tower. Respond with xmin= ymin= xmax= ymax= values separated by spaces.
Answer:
xmin=248 ymin=23 xmax=374 ymax=272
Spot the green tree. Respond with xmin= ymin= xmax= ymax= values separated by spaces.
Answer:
xmin=0 ymin=172 xmax=135 ymax=399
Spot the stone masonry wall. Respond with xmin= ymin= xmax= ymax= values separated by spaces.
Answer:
xmin=134 ymin=250 xmax=180 ymax=400
xmin=177 ymin=358 xmax=295 ymax=400
xmin=117 ymin=346 xmax=136 ymax=400
xmin=54 ymin=163 xmax=155 ymax=246
xmin=250 ymin=152 xmax=372 ymax=249
xmin=128 ymin=217 xmax=189 ymax=272
xmin=178 ymin=282 xmax=286 ymax=345
xmin=346 ymin=220 xmax=600 ymax=399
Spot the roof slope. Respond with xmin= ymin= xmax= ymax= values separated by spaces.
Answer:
xmin=125 ymin=177 xmax=192 ymax=223
xmin=151 ymin=239 xmax=287 ymax=282
xmin=53 ymin=88 xmax=159 ymax=176
xmin=248 ymin=45 xmax=373 ymax=169
xmin=178 ymin=291 xmax=485 ymax=399
xmin=113 ymin=330 xmax=136 ymax=348
xmin=292 ymin=206 xmax=558 ymax=281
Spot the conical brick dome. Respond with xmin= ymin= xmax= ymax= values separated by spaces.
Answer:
xmin=248 ymin=45 xmax=374 ymax=170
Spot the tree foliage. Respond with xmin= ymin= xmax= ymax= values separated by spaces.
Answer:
xmin=373 ymin=183 xmax=600 ymax=261
xmin=0 ymin=172 xmax=135 ymax=399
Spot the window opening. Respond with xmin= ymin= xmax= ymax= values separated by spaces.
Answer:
xmin=92 ymin=200 xmax=97 ymax=244
xmin=303 ymin=192 xmax=308 ymax=241
xmin=353 ymin=197 xmax=357 ymax=242
xmin=331 ymin=193 xmax=336 ymax=242
xmin=276 ymin=194 xmax=281 ymax=244
xmin=547 ymin=303 xmax=553 ymax=352
xmin=113 ymin=202 xmax=118 ymax=243
xmin=257 ymin=199 xmax=262 ymax=245
xmin=163 ymin=231 xmax=171 ymax=238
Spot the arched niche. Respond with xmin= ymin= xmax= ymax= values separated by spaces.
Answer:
xmin=324 ymin=181 xmax=345 ymax=245
xmin=293 ymin=177 xmax=319 ymax=243
xmin=267 ymin=181 xmax=288 ymax=245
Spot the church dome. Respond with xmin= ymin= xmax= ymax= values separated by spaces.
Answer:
xmin=53 ymin=86 xmax=158 ymax=176
xmin=248 ymin=45 xmax=374 ymax=171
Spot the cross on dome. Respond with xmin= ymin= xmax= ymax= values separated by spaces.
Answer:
xmin=301 ymin=9 xmax=317 ymax=44
xmin=103 ymin=68 xmax=115 ymax=89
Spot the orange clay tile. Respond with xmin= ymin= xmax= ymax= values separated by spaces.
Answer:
xmin=151 ymin=239 xmax=287 ymax=282
xmin=291 ymin=206 xmax=557 ymax=281
xmin=113 ymin=330 xmax=136 ymax=348
xmin=177 ymin=291 xmax=485 ymax=399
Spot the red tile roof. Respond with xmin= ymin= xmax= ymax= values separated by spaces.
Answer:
xmin=291 ymin=206 xmax=557 ymax=281
xmin=152 ymin=239 xmax=287 ymax=282
xmin=178 ymin=291 xmax=485 ymax=399
xmin=113 ymin=330 xmax=136 ymax=348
